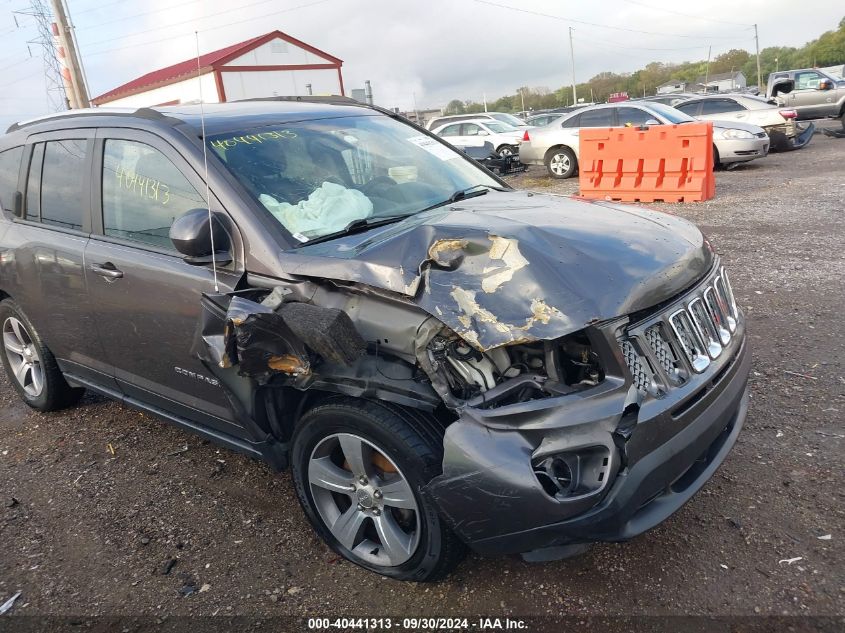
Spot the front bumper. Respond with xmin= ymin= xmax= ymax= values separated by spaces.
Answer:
xmin=715 ymin=136 xmax=769 ymax=163
xmin=767 ymin=121 xmax=815 ymax=151
xmin=425 ymin=316 xmax=750 ymax=556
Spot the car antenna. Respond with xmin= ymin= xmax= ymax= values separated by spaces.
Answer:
xmin=195 ymin=31 xmax=219 ymax=293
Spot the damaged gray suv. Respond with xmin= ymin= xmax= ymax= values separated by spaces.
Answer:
xmin=0 ymin=98 xmax=750 ymax=581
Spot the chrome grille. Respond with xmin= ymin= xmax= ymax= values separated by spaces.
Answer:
xmin=621 ymin=266 xmax=741 ymax=393
xmin=621 ymin=340 xmax=651 ymax=394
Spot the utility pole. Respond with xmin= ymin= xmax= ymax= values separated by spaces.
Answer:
xmin=569 ymin=27 xmax=577 ymax=104
xmin=754 ymin=23 xmax=762 ymax=92
xmin=704 ymin=45 xmax=712 ymax=94
xmin=518 ymin=88 xmax=525 ymax=113
xmin=15 ymin=0 xmax=68 ymax=111
xmin=50 ymin=0 xmax=89 ymax=108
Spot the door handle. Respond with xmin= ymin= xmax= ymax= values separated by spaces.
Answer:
xmin=90 ymin=263 xmax=124 ymax=279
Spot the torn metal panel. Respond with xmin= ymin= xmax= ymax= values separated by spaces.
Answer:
xmin=281 ymin=191 xmax=714 ymax=351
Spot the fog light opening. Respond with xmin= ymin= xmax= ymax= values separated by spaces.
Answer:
xmin=533 ymin=447 xmax=613 ymax=500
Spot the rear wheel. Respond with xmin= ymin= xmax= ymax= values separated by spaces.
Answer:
xmin=497 ymin=144 xmax=517 ymax=158
xmin=713 ymin=144 xmax=721 ymax=170
xmin=0 ymin=299 xmax=83 ymax=411
xmin=545 ymin=146 xmax=577 ymax=179
xmin=290 ymin=398 xmax=464 ymax=581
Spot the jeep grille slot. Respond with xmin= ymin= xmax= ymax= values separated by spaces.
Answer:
xmin=644 ymin=324 xmax=685 ymax=385
xmin=621 ymin=340 xmax=652 ymax=395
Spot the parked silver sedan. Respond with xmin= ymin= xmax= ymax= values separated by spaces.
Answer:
xmin=519 ymin=102 xmax=770 ymax=179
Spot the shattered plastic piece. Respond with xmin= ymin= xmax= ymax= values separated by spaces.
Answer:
xmin=720 ymin=564 xmax=728 ymax=570
xmin=0 ymin=591 xmax=21 ymax=615
xmin=817 ymin=534 xmax=832 ymax=540
xmin=277 ymin=302 xmax=365 ymax=366
xmin=778 ymin=557 xmax=803 ymax=565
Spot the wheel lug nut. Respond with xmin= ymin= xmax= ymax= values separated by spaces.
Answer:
xmin=357 ymin=504 xmax=364 ymax=511
xmin=358 ymin=476 xmax=368 ymax=485
xmin=372 ymin=508 xmax=381 ymax=516
xmin=373 ymin=490 xmax=382 ymax=499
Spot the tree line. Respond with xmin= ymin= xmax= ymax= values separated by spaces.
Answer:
xmin=443 ymin=16 xmax=845 ymax=114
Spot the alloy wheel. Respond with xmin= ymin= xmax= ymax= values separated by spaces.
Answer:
xmin=308 ymin=433 xmax=421 ymax=567
xmin=498 ymin=146 xmax=514 ymax=157
xmin=3 ymin=317 xmax=44 ymax=397
xmin=550 ymin=153 xmax=571 ymax=175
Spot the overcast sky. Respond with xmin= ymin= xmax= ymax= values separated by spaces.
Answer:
xmin=0 ymin=0 xmax=840 ymax=128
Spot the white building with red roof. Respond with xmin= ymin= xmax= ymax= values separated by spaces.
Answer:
xmin=91 ymin=30 xmax=344 ymax=107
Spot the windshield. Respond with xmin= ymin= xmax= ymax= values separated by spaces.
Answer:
xmin=489 ymin=113 xmax=526 ymax=127
xmin=208 ymin=115 xmax=501 ymax=243
xmin=643 ymin=102 xmax=696 ymax=124
xmin=483 ymin=121 xmax=517 ymax=133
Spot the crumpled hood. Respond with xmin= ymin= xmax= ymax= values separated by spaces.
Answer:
xmin=279 ymin=191 xmax=713 ymax=350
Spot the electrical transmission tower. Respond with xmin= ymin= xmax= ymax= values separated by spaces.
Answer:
xmin=15 ymin=0 xmax=69 ymax=111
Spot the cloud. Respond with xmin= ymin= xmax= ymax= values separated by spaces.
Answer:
xmin=0 ymin=0 xmax=839 ymax=129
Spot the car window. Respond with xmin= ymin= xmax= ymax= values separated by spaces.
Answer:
xmin=699 ymin=99 xmax=741 ymax=115
xmin=438 ymin=124 xmax=462 ymax=137
xmin=615 ymin=107 xmax=654 ymax=127
xmin=101 ymin=139 xmax=206 ymax=249
xmin=489 ymin=113 xmax=525 ymax=126
xmin=208 ymin=115 xmax=500 ymax=243
xmin=675 ymin=101 xmax=700 ymax=115
xmin=578 ymin=109 xmax=615 ymax=127
xmin=795 ymin=71 xmax=822 ymax=90
xmin=24 ymin=144 xmax=44 ymax=221
xmin=484 ymin=121 xmax=515 ymax=133
xmin=40 ymin=139 xmax=88 ymax=232
xmin=561 ymin=114 xmax=581 ymax=128
xmin=462 ymin=123 xmax=481 ymax=136
xmin=0 ymin=146 xmax=23 ymax=214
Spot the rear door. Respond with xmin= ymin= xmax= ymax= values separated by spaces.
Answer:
xmin=84 ymin=128 xmax=244 ymax=435
xmin=3 ymin=131 xmax=118 ymax=389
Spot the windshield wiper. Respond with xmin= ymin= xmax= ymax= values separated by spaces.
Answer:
xmin=293 ymin=215 xmax=409 ymax=247
xmin=418 ymin=185 xmax=493 ymax=214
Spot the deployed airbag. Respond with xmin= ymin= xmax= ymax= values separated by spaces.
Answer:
xmin=259 ymin=181 xmax=373 ymax=239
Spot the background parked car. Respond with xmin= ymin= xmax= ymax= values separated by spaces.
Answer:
xmin=426 ymin=112 xmax=529 ymax=131
xmin=766 ymin=68 xmax=845 ymax=122
xmin=674 ymin=94 xmax=814 ymax=150
xmin=636 ymin=94 xmax=698 ymax=107
xmin=525 ymin=112 xmax=565 ymax=127
xmin=519 ymin=102 xmax=769 ymax=179
xmin=432 ymin=119 xmax=524 ymax=157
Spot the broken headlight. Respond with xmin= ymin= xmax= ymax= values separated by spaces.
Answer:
xmin=424 ymin=329 xmax=605 ymax=407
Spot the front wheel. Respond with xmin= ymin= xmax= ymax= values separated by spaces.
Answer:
xmin=545 ymin=147 xmax=577 ymax=179
xmin=290 ymin=398 xmax=465 ymax=581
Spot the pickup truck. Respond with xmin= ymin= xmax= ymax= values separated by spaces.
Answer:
xmin=767 ymin=68 xmax=845 ymax=122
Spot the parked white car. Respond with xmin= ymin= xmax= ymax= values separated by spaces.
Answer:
xmin=426 ymin=112 xmax=529 ymax=131
xmin=518 ymin=102 xmax=770 ymax=179
xmin=431 ymin=119 xmax=525 ymax=157
xmin=673 ymin=94 xmax=812 ymax=150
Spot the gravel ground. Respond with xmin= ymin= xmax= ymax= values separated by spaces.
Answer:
xmin=0 ymin=121 xmax=843 ymax=624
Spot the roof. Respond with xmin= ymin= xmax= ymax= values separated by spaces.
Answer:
xmin=7 ymin=99 xmax=377 ymax=136
xmin=696 ymin=71 xmax=744 ymax=84
xmin=657 ymin=79 xmax=689 ymax=88
xmin=91 ymin=30 xmax=343 ymax=105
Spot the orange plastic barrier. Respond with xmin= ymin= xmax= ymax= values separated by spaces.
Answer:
xmin=578 ymin=122 xmax=715 ymax=203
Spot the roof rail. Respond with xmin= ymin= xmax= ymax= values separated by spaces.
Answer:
xmin=232 ymin=95 xmax=360 ymax=105
xmin=6 ymin=106 xmax=183 ymax=134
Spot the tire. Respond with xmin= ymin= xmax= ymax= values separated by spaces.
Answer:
xmin=713 ymin=144 xmax=721 ymax=170
xmin=545 ymin=146 xmax=577 ymax=179
xmin=497 ymin=144 xmax=517 ymax=158
xmin=0 ymin=299 xmax=84 ymax=411
xmin=290 ymin=398 xmax=465 ymax=581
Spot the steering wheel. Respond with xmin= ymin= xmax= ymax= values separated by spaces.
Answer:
xmin=359 ymin=176 xmax=397 ymax=197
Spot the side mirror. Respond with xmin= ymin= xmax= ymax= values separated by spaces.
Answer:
xmin=818 ymin=79 xmax=833 ymax=91
xmin=169 ymin=208 xmax=232 ymax=266
xmin=476 ymin=130 xmax=489 ymax=136
xmin=645 ymin=119 xmax=661 ymax=126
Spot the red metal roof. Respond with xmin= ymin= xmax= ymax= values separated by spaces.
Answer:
xmin=91 ymin=30 xmax=342 ymax=105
